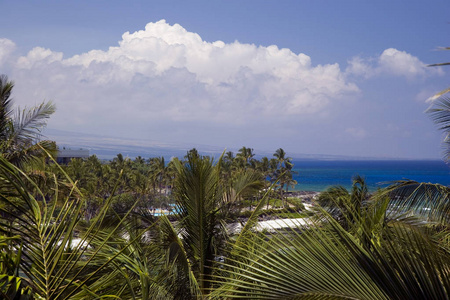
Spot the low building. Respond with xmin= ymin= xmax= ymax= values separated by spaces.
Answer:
xmin=56 ymin=148 xmax=89 ymax=164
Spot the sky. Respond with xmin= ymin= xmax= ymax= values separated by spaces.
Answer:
xmin=0 ymin=0 xmax=449 ymax=159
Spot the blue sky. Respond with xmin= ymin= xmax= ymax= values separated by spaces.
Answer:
xmin=1 ymin=0 xmax=449 ymax=159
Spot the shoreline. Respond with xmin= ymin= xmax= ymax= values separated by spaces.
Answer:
xmin=285 ymin=190 xmax=320 ymax=201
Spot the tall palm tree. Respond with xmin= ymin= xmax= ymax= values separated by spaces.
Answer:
xmin=158 ymin=150 xmax=264 ymax=298
xmin=272 ymin=148 xmax=297 ymax=205
xmin=0 ymin=75 xmax=56 ymax=166
xmin=220 ymin=151 xmax=235 ymax=185
xmin=236 ymin=146 xmax=255 ymax=170
xmin=150 ymin=156 xmax=168 ymax=197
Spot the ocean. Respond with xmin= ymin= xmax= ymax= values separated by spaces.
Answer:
xmin=290 ymin=160 xmax=450 ymax=192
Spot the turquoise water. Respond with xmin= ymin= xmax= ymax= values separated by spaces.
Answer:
xmin=291 ymin=160 xmax=450 ymax=192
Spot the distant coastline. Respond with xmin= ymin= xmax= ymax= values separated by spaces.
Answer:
xmin=45 ymin=128 xmax=442 ymax=161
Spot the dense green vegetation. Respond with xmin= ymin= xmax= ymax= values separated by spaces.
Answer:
xmin=44 ymin=146 xmax=299 ymax=220
xmin=0 ymin=74 xmax=449 ymax=299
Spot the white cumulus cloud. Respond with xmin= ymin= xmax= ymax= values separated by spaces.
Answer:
xmin=1 ymin=20 xmax=360 ymax=143
xmin=346 ymin=48 xmax=442 ymax=79
xmin=379 ymin=48 xmax=427 ymax=78
xmin=17 ymin=47 xmax=64 ymax=69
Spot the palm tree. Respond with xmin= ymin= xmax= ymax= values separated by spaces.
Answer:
xmin=220 ymin=151 xmax=235 ymax=185
xmin=171 ymin=152 xmax=226 ymax=295
xmin=108 ymin=153 xmax=135 ymax=194
xmin=236 ymin=146 xmax=255 ymax=170
xmin=317 ymin=175 xmax=370 ymax=230
xmin=158 ymin=150 xmax=264 ymax=298
xmin=272 ymin=148 xmax=297 ymax=205
xmin=164 ymin=157 xmax=177 ymax=195
xmin=224 ymin=151 xmax=234 ymax=164
xmin=0 ymin=74 xmax=56 ymax=166
xmin=150 ymin=156 xmax=167 ymax=197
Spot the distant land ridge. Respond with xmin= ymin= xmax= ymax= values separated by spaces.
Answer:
xmin=45 ymin=128 xmax=438 ymax=161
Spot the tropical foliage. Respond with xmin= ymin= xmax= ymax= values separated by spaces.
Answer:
xmin=0 ymin=74 xmax=449 ymax=299
xmin=0 ymin=148 xmax=448 ymax=299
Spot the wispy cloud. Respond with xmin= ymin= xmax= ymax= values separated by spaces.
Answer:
xmin=345 ymin=127 xmax=367 ymax=139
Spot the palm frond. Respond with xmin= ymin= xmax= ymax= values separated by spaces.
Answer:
xmin=427 ymin=96 xmax=450 ymax=131
xmin=427 ymin=96 xmax=450 ymax=160
xmin=0 ymin=75 xmax=14 ymax=142
xmin=212 ymin=204 xmax=450 ymax=299
xmin=5 ymin=140 xmax=57 ymax=167
xmin=12 ymin=101 xmax=55 ymax=143
xmin=379 ymin=180 xmax=450 ymax=224
xmin=428 ymin=62 xmax=450 ymax=67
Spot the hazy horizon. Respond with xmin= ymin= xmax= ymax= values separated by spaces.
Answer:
xmin=46 ymin=128 xmax=446 ymax=161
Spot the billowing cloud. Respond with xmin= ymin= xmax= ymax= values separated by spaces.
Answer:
xmin=17 ymin=47 xmax=64 ymax=69
xmin=1 ymin=20 xmax=358 ymax=130
xmin=346 ymin=48 xmax=442 ymax=79
xmin=379 ymin=48 xmax=427 ymax=77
